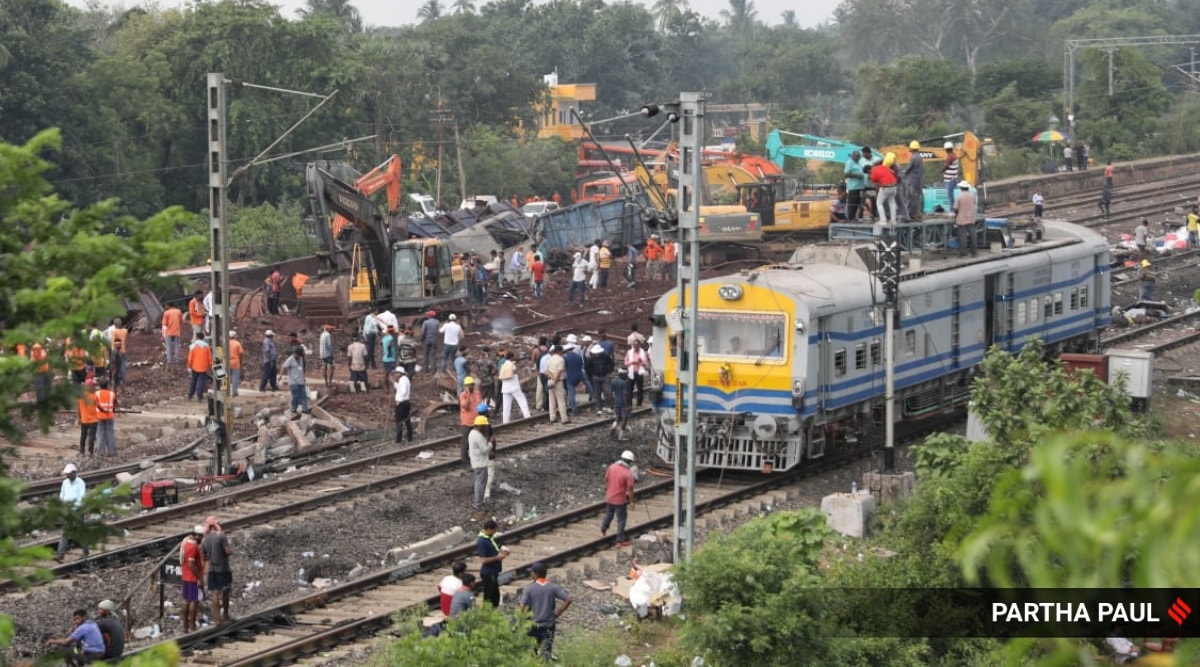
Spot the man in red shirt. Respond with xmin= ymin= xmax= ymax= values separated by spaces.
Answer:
xmin=869 ymin=155 xmax=900 ymax=224
xmin=181 ymin=525 xmax=205 ymax=632
xmin=601 ymin=450 xmax=637 ymax=547
xmin=530 ymin=253 xmax=546 ymax=300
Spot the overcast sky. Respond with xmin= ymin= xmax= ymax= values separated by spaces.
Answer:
xmin=66 ymin=0 xmax=841 ymax=30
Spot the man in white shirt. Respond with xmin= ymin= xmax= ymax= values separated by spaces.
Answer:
xmin=498 ymin=350 xmax=531 ymax=423
xmin=202 ymin=289 xmax=213 ymax=335
xmin=54 ymin=463 xmax=89 ymax=562
xmin=376 ymin=308 xmax=399 ymax=334
xmin=362 ymin=308 xmax=381 ymax=370
xmin=568 ymin=253 xmax=588 ymax=307
xmin=319 ymin=324 xmax=335 ymax=387
xmin=439 ymin=314 xmax=464 ymax=374
xmin=587 ymin=239 xmax=601 ymax=289
xmin=392 ymin=367 xmax=412 ymax=444
xmin=508 ymin=246 xmax=524 ymax=285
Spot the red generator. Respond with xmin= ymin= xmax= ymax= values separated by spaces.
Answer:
xmin=140 ymin=480 xmax=179 ymax=509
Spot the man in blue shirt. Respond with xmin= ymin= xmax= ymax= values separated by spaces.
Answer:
xmin=44 ymin=608 xmax=106 ymax=666
xmin=844 ymin=150 xmax=866 ymax=221
xmin=476 ymin=519 xmax=509 ymax=607
xmin=563 ymin=342 xmax=585 ymax=417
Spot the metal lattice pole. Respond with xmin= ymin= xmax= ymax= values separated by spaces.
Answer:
xmin=206 ymin=73 xmax=232 ymax=474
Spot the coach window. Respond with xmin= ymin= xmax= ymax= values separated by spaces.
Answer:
xmin=834 ymin=348 xmax=847 ymax=376
xmin=869 ymin=339 xmax=881 ymax=366
xmin=1069 ymin=288 xmax=1079 ymax=311
xmin=1029 ymin=298 xmax=1039 ymax=322
xmin=854 ymin=344 xmax=867 ymax=370
xmin=1017 ymin=301 xmax=1027 ymax=326
xmin=1043 ymin=295 xmax=1053 ymax=320
xmin=1054 ymin=292 xmax=1063 ymax=315
xmin=1080 ymin=286 xmax=1089 ymax=309
xmin=696 ymin=310 xmax=787 ymax=361
xmin=904 ymin=330 xmax=916 ymax=356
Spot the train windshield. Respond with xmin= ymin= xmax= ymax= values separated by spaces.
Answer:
xmin=695 ymin=310 xmax=786 ymax=361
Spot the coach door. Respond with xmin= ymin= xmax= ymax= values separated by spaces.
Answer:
xmin=984 ymin=272 xmax=1011 ymax=350
xmin=817 ymin=315 xmax=832 ymax=409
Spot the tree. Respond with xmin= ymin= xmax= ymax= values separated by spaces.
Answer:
xmin=0 ymin=129 xmax=195 ymax=666
xmin=418 ymin=0 xmax=442 ymax=21
xmin=452 ymin=0 xmax=475 ymax=15
xmin=673 ymin=511 xmax=834 ymax=666
xmin=297 ymin=0 xmax=363 ymax=32
xmin=369 ymin=605 xmax=541 ymax=666
xmin=719 ymin=0 xmax=757 ymax=44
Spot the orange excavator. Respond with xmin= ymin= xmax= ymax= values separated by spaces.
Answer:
xmin=303 ymin=155 xmax=464 ymax=322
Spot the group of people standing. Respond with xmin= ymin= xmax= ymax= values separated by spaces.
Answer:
xmin=841 ymin=141 xmax=955 ymax=224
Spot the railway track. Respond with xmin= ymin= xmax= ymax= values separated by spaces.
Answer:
xmin=133 ymin=455 xmax=841 ymax=666
xmin=14 ymin=390 xmax=302 ymax=503
xmin=123 ymin=411 xmax=957 ymax=667
xmin=5 ymin=409 xmax=638 ymax=593
xmin=986 ymin=172 xmax=1200 ymax=225
xmin=1101 ymin=307 xmax=1200 ymax=353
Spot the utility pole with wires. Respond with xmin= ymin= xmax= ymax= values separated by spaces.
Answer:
xmin=205 ymin=73 xmax=338 ymax=476
xmin=432 ymin=97 xmax=453 ymax=205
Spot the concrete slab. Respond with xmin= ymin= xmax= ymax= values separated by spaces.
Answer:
xmin=862 ymin=471 xmax=916 ymax=505
xmin=820 ymin=491 xmax=876 ymax=538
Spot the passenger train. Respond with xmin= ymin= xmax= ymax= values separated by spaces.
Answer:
xmin=648 ymin=219 xmax=1111 ymax=473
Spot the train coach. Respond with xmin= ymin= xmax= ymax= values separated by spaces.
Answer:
xmin=648 ymin=219 xmax=1112 ymax=473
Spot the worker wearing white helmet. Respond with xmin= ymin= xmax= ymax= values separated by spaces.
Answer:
xmin=601 ymin=450 xmax=638 ymax=547
xmin=942 ymin=140 xmax=960 ymax=206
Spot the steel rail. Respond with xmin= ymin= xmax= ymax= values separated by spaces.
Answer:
xmin=5 ymin=410 xmax=643 ymax=593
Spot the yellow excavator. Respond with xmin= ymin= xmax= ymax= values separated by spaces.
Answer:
xmin=302 ymin=155 xmax=465 ymax=323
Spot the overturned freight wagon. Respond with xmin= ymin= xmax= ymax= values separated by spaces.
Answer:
xmin=535 ymin=196 xmax=650 ymax=257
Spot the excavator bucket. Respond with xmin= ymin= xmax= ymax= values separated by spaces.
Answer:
xmin=300 ymin=275 xmax=353 ymax=323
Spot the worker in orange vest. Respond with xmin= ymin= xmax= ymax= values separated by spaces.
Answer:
xmin=187 ymin=290 xmax=206 ymax=342
xmin=31 ymin=340 xmax=52 ymax=404
xmin=643 ymin=235 xmax=664 ymax=281
xmin=661 ymin=239 xmax=677 ymax=283
xmin=162 ymin=303 xmax=183 ymax=365
xmin=228 ymin=330 xmax=244 ymax=396
xmin=187 ymin=331 xmax=214 ymax=401
xmin=94 ymin=377 xmax=117 ymax=457
xmin=65 ymin=338 xmax=89 ymax=385
xmin=77 ymin=379 xmax=99 ymax=457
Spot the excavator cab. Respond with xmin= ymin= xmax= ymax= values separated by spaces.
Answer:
xmin=737 ymin=182 xmax=778 ymax=226
xmin=391 ymin=239 xmax=462 ymax=310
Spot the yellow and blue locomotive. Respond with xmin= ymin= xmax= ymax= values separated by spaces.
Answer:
xmin=649 ymin=220 xmax=1111 ymax=473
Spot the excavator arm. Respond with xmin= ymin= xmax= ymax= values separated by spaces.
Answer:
xmin=354 ymin=154 xmax=403 ymax=214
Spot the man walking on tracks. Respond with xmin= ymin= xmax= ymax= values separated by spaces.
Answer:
xmin=601 ymin=450 xmax=638 ymax=547
xmin=181 ymin=525 xmax=205 ymax=632
xmin=186 ymin=332 xmax=213 ymax=401
xmin=519 ymin=562 xmax=571 ymax=663
xmin=392 ymin=367 xmax=413 ymax=444
xmin=54 ymin=464 xmax=89 ymax=563
xmin=201 ymin=516 xmax=233 ymax=625
xmin=162 ymin=303 xmax=183 ymax=365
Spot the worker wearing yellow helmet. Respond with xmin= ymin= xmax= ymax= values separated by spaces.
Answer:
xmin=909 ymin=140 xmax=920 ymax=150
xmin=468 ymin=414 xmax=492 ymax=510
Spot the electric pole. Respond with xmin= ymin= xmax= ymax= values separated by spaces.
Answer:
xmin=206 ymin=73 xmax=232 ymax=475
xmin=673 ymin=92 xmax=704 ymax=563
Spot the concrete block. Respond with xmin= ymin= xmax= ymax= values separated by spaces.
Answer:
xmin=862 ymin=471 xmax=916 ymax=505
xmin=383 ymin=526 xmax=464 ymax=564
xmin=820 ymin=491 xmax=875 ymax=538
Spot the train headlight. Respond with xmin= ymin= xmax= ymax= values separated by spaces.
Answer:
xmin=651 ymin=372 xmax=663 ymax=390
xmin=791 ymin=379 xmax=805 ymax=410
xmin=717 ymin=284 xmax=743 ymax=301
